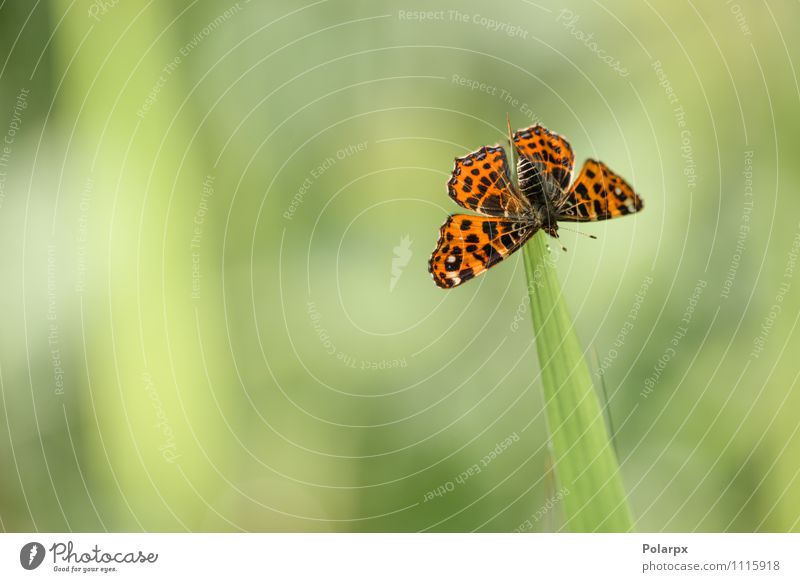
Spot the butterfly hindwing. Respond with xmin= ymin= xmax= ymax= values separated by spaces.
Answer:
xmin=429 ymin=214 xmax=537 ymax=288
xmin=559 ymin=159 xmax=643 ymax=221
xmin=447 ymin=145 xmax=526 ymax=217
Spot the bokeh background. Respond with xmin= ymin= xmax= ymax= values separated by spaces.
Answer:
xmin=0 ymin=0 xmax=798 ymax=532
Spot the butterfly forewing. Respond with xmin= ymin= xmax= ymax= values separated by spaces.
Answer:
xmin=447 ymin=145 xmax=527 ymax=217
xmin=513 ymin=125 xmax=575 ymax=202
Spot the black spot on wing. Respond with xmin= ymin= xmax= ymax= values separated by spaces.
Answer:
xmin=458 ymin=267 xmax=475 ymax=282
xmin=483 ymin=194 xmax=501 ymax=211
xmin=481 ymin=243 xmax=504 ymax=266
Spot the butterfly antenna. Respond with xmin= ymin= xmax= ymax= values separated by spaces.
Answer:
xmin=557 ymin=225 xmax=598 ymax=240
xmin=506 ymin=112 xmax=516 ymax=169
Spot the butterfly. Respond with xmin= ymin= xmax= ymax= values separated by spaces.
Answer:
xmin=428 ymin=124 xmax=644 ymax=288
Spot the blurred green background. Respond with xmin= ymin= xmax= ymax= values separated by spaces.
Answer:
xmin=0 ymin=0 xmax=798 ymax=532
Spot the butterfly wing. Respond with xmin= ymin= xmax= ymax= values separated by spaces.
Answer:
xmin=512 ymin=125 xmax=575 ymax=210
xmin=447 ymin=145 xmax=527 ymax=217
xmin=558 ymin=159 xmax=644 ymax=221
xmin=429 ymin=214 xmax=537 ymax=288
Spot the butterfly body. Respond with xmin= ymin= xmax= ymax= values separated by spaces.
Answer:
xmin=429 ymin=124 xmax=643 ymax=289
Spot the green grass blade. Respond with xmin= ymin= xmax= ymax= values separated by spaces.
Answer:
xmin=523 ymin=232 xmax=634 ymax=532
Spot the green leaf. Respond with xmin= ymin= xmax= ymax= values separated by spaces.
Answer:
xmin=523 ymin=232 xmax=634 ymax=532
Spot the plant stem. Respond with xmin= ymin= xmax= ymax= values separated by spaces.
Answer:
xmin=523 ymin=232 xmax=634 ymax=532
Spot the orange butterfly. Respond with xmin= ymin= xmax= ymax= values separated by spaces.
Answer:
xmin=429 ymin=124 xmax=643 ymax=288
